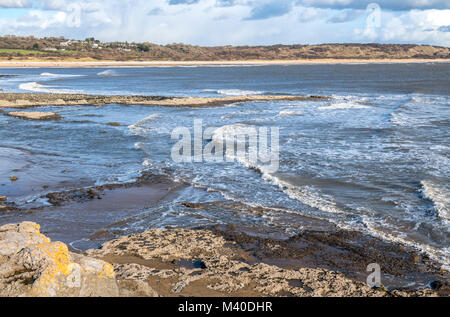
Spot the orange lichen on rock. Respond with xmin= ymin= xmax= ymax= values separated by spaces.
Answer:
xmin=0 ymin=222 xmax=118 ymax=297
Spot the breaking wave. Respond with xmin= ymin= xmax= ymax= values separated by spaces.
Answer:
xmin=278 ymin=110 xmax=303 ymax=117
xmin=40 ymin=72 xmax=83 ymax=78
xmin=318 ymin=102 xmax=371 ymax=110
xmin=204 ymin=89 xmax=264 ymax=96
xmin=421 ymin=180 xmax=450 ymax=222
xmin=97 ymin=70 xmax=119 ymax=77
xmin=19 ymin=82 xmax=79 ymax=94
xmin=128 ymin=114 xmax=162 ymax=135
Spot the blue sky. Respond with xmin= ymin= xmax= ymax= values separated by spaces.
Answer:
xmin=0 ymin=0 xmax=449 ymax=46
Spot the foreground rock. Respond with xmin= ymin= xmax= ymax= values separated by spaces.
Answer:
xmin=87 ymin=228 xmax=438 ymax=297
xmin=0 ymin=222 xmax=118 ymax=297
xmin=0 ymin=93 xmax=327 ymax=108
xmin=6 ymin=111 xmax=62 ymax=120
xmin=0 ymin=222 xmax=441 ymax=297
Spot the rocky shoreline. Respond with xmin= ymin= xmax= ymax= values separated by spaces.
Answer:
xmin=1 ymin=170 xmax=448 ymax=297
xmin=0 ymin=93 xmax=327 ymax=109
xmin=1 ymin=221 xmax=447 ymax=297
xmin=0 ymin=91 xmax=448 ymax=297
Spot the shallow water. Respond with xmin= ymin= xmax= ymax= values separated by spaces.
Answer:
xmin=0 ymin=64 xmax=449 ymax=267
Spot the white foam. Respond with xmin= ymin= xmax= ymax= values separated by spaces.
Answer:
xmin=264 ymin=174 xmax=346 ymax=215
xmin=390 ymin=112 xmax=409 ymax=126
xmin=361 ymin=216 xmax=450 ymax=270
xmin=142 ymin=159 xmax=152 ymax=167
xmin=97 ymin=70 xmax=118 ymax=77
xmin=128 ymin=114 xmax=161 ymax=135
xmin=228 ymin=149 xmax=346 ymax=216
xmin=40 ymin=72 xmax=82 ymax=78
xmin=318 ymin=102 xmax=371 ymax=110
xmin=278 ymin=110 xmax=303 ymax=117
xmin=421 ymin=180 xmax=450 ymax=223
xmin=204 ymin=89 xmax=264 ymax=96
xmin=212 ymin=123 xmax=258 ymax=147
xmin=19 ymin=82 xmax=78 ymax=94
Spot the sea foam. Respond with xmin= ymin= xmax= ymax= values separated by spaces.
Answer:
xmin=19 ymin=82 xmax=78 ymax=94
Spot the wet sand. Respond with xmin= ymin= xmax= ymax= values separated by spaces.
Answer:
xmin=0 ymin=171 xmax=187 ymax=251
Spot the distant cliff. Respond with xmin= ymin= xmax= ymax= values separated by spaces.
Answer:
xmin=0 ymin=36 xmax=449 ymax=61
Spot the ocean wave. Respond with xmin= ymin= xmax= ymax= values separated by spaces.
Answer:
xmin=278 ymin=110 xmax=303 ymax=117
xmin=390 ymin=112 xmax=409 ymax=126
xmin=212 ymin=123 xmax=256 ymax=145
xmin=361 ymin=216 xmax=450 ymax=270
xmin=204 ymin=89 xmax=264 ymax=96
xmin=18 ymin=82 xmax=79 ymax=94
xmin=411 ymin=95 xmax=449 ymax=104
xmin=40 ymin=72 xmax=83 ymax=78
xmin=421 ymin=180 xmax=450 ymax=222
xmin=318 ymin=102 xmax=371 ymax=110
xmin=234 ymin=156 xmax=450 ymax=267
xmin=128 ymin=114 xmax=161 ymax=135
xmin=97 ymin=70 xmax=119 ymax=77
xmin=228 ymin=149 xmax=346 ymax=216
xmin=265 ymin=174 xmax=346 ymax=215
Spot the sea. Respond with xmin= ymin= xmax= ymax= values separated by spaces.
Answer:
xmin=0 ymin=63 xmax=449 ymax=267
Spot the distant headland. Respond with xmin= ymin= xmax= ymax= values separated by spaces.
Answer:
xmin=0 ymin=36 xmax=448 ymax=66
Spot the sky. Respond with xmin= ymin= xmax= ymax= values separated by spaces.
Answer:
xmin=0 ymin=0 xmax=449 ymax=46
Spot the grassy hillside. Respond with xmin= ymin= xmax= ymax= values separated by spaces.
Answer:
xmin=0 ymin=36 xmax=448 ymax=61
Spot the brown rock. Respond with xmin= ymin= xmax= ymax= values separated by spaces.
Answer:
xmin=6 ymin=111 xmax=62 ymax=120
xmin=87 ymin=228 xmax=437 ymax=297
xmin=0 ymin=222 xmax=119 ymax=297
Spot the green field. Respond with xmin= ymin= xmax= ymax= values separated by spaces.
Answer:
xmin=0 ymin=49 xmax=45 ymax=55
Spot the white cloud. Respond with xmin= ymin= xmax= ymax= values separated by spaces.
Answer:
xmin=354 ymin=9 xmax=450 ymax=45
xmin=0 ymin=0 xmax=31 ymax=8
xmin=0 ymin=0 xmax=448 ymax=46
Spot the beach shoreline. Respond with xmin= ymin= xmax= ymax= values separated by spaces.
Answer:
xmin=0 ymin=58 xmax=449 ymax=68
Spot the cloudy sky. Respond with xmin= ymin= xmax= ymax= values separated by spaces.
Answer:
xmin=0 ymin=0 xmax=449 ymax=46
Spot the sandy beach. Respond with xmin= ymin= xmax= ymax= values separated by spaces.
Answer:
xmin=0 ymin=58 xmax=449 ymax=68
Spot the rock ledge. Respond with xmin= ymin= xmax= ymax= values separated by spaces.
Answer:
xmin=0 ymin=222 xmax=118 ymax=297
